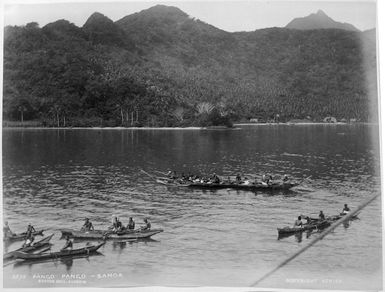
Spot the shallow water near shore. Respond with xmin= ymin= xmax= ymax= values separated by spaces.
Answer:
xmin=2 ymin=124 xmax=382 ymax=289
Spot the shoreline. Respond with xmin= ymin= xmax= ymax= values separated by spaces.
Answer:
xmin=1 ymin=122 xmax=378 ymax=130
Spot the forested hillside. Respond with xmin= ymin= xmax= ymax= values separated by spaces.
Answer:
xmin=3 ymin=5 xmax=378 ymax=127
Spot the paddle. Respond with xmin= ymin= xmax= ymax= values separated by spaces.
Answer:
xmin=140 ymin=169 xmax=156 ymax=179
xmin=154 ymin=170 xmax=168 ymax=176
xmin=35 ymin=246 xmax=51 ymax=254
xmin=298 ymin=175 xmax=312 ymax=184
xmin=141 ymin=169 xmax=170 ymax=181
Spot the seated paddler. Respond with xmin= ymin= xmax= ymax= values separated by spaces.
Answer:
xmin=112 ymin=217 xmax=123 ymax=232
xmin=341 ymin=204 xmax=350 ymax=215
xmin=81 ymin=218 xmax=94 ymax=232
xmin=293 ymin=216 xmax=303 ymax=228
xmin=141 ymin=218 xmax=151 ymax=231
xmin=127 ymin=217 xmax=135 ymax=230
xmin=61 ymin=235 xmax=73 ymax=251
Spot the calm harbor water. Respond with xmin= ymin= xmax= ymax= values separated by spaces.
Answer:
xmin=2 ymin=125 xmax=382 ymax=289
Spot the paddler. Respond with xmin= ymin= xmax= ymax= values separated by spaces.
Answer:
xmin=22 ymin=223 xmax=36 ymax=247
xmin=236 ymin=174 xmax=242 ymax=183
xmin=319 ymin=211 xmax=325 ymax=220
xmin=112 ymin=217 xmax=123 ymax=232
xmin=25 ymin=223 xmax=36 ymax=238
xmin=127 ymin=217 xmax=135 ymax=230
xmin=211 ymin=173 xmax=220 ymax=184
xmin=81 ymin=218 xmax=94 ymax=231
xmin=141 ymin=218 xmax=151 ymax=231
xmin=341 ymin=204 xmax=350 ymax=214
xmin=293 ymin=216 xmax=303 ymax=228
xmin=283 ymin=174 xmax=289 ymax=182
xmin=22 ymin=234 xmax=34 ymax=248
xmin=3 ymin=221 xmax=15 ymax=237
xmin=61 ymin=235 xmax=73 ymax=251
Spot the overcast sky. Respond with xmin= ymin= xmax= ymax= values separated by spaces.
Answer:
xmin=3 ymin=0 xmax=376 ymax=32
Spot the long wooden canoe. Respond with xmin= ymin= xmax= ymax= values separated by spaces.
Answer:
xmin=185 ymin=181 xmax=299 ymax=191
xmin=4 ymin=230 xmax=44 ymax=242
xmin=278 ymin=220 xmax=331 ymax=235
xmin=157 ymin=179 xmax=298 ymax=191
xmin=61 ymin=228 xmax=163 ymax=240
xmin=3 ymin=234 xmax=54 ymax=261
xmin=13 ymin=242 xmax=105 ymax=260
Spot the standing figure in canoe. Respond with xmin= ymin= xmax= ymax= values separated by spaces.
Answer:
xmin=293 ymin=216 xmax=303 ymax=228
xmin=141 ymin=218 xmax=151 ymax=231
xmin=23 ymin=224 xmax=36 ymax=247
xmin=3 ymin=221 xmax=15 ymax=238
xmin=319 ymin=211 xmax=325 ymax=220
xmin=61 ymin=235 xmax=73 ymax=251
xmin=127 ymin=217 xmax=135 ymax=230
xmin=341 ymin=204 xmax=350 ymax=215
xmin=81 ymin=218 xmax=94 ymax=232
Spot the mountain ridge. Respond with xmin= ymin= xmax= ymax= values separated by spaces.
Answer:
xmin=3 ymin=5 xmax=377 ymax=127
xmin=286 ymin=9 xmax=359 ymax=31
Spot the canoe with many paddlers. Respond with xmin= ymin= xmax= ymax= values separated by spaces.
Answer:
xmin=60 ymin=228 xmax=164 ymax=240
xmin=277 ymin=220 xmax=331 ymax=236
xmin=142 ymin=169 xmax=301 ymax=192
xmin=184 ymin=181 xmax=299 ymax=191
xmin=277 ymin=212 xmax=359 ymax=236
xmin=3 ymin=234 xmax=54 ymax=261
xmin=12 ymin=242 xmax=105 ymax=260
xmin=157 ymin=179 xmax=298 ymax=191
xmin=4 ymin=230 xmax=44 ymax=242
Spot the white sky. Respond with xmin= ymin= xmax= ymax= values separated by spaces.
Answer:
xmin=3 ymin=0 xmax=377 ymax=32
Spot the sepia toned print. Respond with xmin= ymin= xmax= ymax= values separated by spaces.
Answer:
xmin=2 ymin=1 xmax=382 ymax=290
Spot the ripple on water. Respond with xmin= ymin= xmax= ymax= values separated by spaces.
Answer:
xmin=2 ymin=126 xmax=382 ymax=289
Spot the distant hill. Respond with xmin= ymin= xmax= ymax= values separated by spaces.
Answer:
xmin=3 ymin=5 xmax=377 ymax=127
xmin=286 ymin=10 xmax=359 ymax=31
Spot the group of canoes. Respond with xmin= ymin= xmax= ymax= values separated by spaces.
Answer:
xmin=278 ymin=204 xmax=355 ymax=236
xmin=3 ymin=216 xmax=163 ymax=263
xmin=154 ymin=170 xmax=299 ymax=191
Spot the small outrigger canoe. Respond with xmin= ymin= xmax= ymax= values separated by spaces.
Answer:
xmin=4 ymin=230 xmax=44 ymax=242
xmin=12 ymin=242 xmax=105 ymax=260
xmin=3 ymin=234 xmax=54 ymax=261
xmin=61 ymin=228 xmax=164 ymax=240
xmin=278 ymin=220 xmax=331 ymax=236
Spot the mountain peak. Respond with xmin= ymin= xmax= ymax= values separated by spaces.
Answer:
xmin=286 ymin=10 xmax=359 ymax=31
xmin=316 ymin=9 xmax=327 ymax=16
xmin=83 ymin=12 xmax=114 ymax=28
xmin=117 ymin=5 xmax=189 ymax=24
xmin=83 ymin=11 xmax=127 ymax=47
xmin=144 ymin=4 xmax=187 ymax=16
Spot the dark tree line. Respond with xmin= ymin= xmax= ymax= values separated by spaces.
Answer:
xmin=3 ymin=6 xmax=377 ymax=127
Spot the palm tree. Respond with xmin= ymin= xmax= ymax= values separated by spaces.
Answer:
xmin=196 ymin=102 xmax=215 ymax=115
